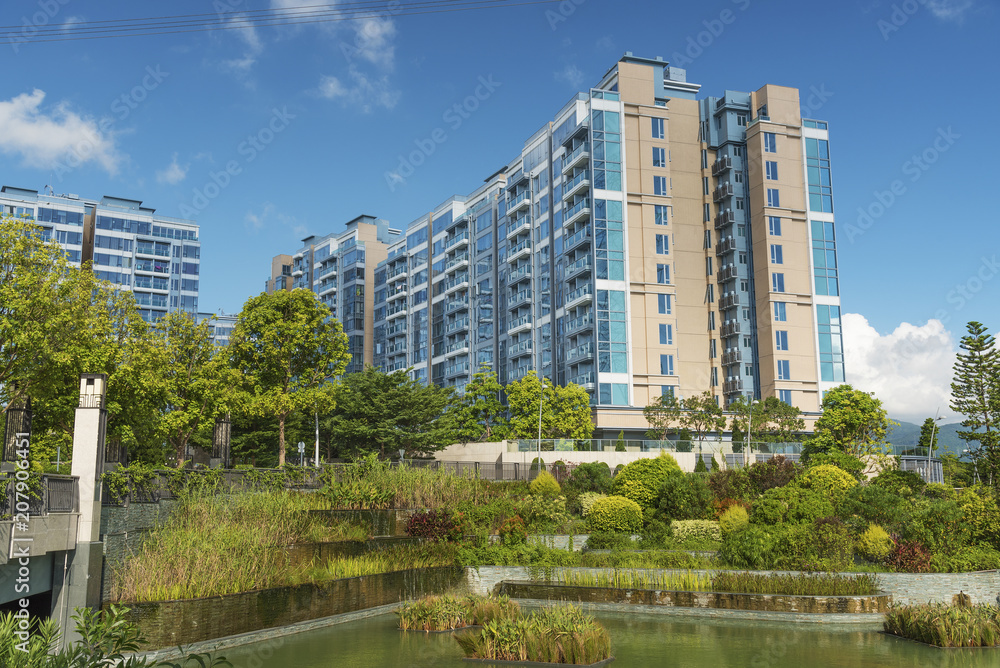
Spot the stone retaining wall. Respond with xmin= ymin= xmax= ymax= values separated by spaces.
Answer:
xmin=469 ymin=566 xmax=1000 ymax=606
xmin=113 ymin=566 xmax=466 ymax=650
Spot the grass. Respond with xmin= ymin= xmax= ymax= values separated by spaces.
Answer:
xmin=455 ymin=604 xmax=611 ymax=665
xmin=539 ymin=569 xmax=881 ymax=597
xmin=397 ymin=594 xmax=520 ymax=631
xmin=884 ymin=603 xmax=1000 ymax=647
xmin=293 ymin=543 xmax=458 ymax=585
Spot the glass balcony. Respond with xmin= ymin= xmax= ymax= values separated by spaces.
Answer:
xmin=562 ymin=171 xmax=590 ymax=200
xmin=566 ymin=341 xmax=594 ymax=363
xmin=445 ymin=231 xmax=469 ymax=250
xmin=508 ymin=264 xmax=532 ymax=284
xmin=565 ymin=312 xmax=594 ymax=334
xmin=507 ymin=190 xmax=531 ymax=214
xmin=565 ymin=255 xmax=592 ymax=280
xmin=508 ymin=239 xmax=532 ymax=263
xmin=508 ymin=288 xmax=532 ymax=309
xmin=445 ymin=361 xmax=470 ymax=378
xmin=507 ymin=313 xmax=533 ymax=336
xmin=562 ymin=143 xmax=590 ymax=173
xmin=445 ymin=317 xmax=469 ymax=334
xmin=563 ymin=198 xmax=591 ymax=227
xmin=508 ymin=339 xmax=532 ymax=358
xmin=563 ymin=227 xmax=591 ymax=251
xmin=507 ymin=215 xmax=531 ymax=239
xmin=565 ymin=283 xmax=594 ymax=308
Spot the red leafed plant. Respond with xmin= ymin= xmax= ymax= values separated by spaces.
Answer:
xmin=405 ymin=509 xmax=465 ymax=541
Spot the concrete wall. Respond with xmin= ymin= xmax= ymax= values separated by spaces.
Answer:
xmin=437 ymin=441 xmax=728 ymax=472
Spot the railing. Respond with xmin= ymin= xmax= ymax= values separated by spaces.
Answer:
xmin=444 ymin=298 xmax=468 ymax=314
xmin=508 ymin=339 xmax=532 ymax=357
xmin=444 ymin=274 xmax=469 ymax=291
xmin=565 ymin=312 xmax=594 ymax=333
xmin=563 ymin=198 xmax=591 ymax=224
xmin=508 ymin=289 xmax=532 ymax=307
xmin=387 ymin=304 xmax=407 ymax=317
xmin=713 ymin=183 xmax=734 ymax=201
xmin=507 ymin=215 xmax=531 ymax=238
xmin=387 ymin=265 xmax=408 ymax=280
xmin=562 ymin=170 xmax=590 ymax=197
xmin=568 ymin=371 xmax=595 ymax=386
xmin=714 ymin=209 xmax=735 ymax=228
xmin=445 ymin=317 xmax=469 ymax=334
xmin=508 ymin=264 xmax=532 ymax=283
xmin=711 ymin=156 xmax=732 ymax=176
xmin=507 ymin=313 xmax=532 ymax=331
xmin=566 ymin=341 xmax=594 ymax=362
xmin=562 ymin=143 xmax=589 ymax=171
xmin=445 ymin=361 xmax=470 ymax=377
xmin=445 ymin=254 xmax=469 ymax=271
xmin=565 ymin=255 xmax=592 ymax=278
xmin=511 ymin=439 xmax=806 ymax=455
xmin=508 ymin=239 xmax=531 ymax=258
xmin=444 ymin=231 xmax=469 ymax=249
xmin=507 ymin=191 xmax=531 ymax=210
xmin=1 ymin=474 xmax=79 ymax=516
xmin=566 ymin=283 xmax=593 ymax=305
xmin=563 ymin=228 xmax=591 ymax=250
xmin=445 ymin=339 xmax=470 ymax=354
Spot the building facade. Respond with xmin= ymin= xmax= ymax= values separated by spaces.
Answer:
xmin=1 ymin=185 xmax=200 ymax=323
xmin=369 ymin=54 xmax=843 ymax=436
xmin=265 ymin=215 xmax=401 ymax=374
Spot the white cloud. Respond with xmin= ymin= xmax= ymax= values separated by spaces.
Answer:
xmin=595 ymin=35 xmax=615 ymax=50
xmin=221 ymin=17 xmax=263 ymax=74
xmin=317 ymin=66 xmax=400 ymax=112
xmin=924 ymin=0 xmax=975 ymax=21
xmin=0 ymin=89 xmax=120 ymax=174
xmin=555 ymin=64 xmax=585 ymax=88
xmin=349 ymin=16 xmax=396 ymax=69
xmin=156 ymin=153 xmax=188 ymax=185
xmin=842 ymin=313 xmax=957 ymax=424
xmin=245 ymin=202 xmax=306 ymax=237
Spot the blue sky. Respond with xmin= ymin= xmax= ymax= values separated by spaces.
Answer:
xmin=1 ymin=0 xmax=997 ymax=422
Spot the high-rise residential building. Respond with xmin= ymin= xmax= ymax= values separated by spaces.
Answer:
xmin=265 ymin=215 xmax=401 ymax=374
xmin=370 ymin=54 xmax=843 ymax=437
xmin=1 ymin=185 xmax=200 ymax=323
xmin=197 ymin=311 xmax=238 ymax=346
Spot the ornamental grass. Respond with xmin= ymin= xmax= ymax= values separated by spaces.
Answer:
xmin=884 ymin=603 xmax=1000 ymax=647
xmin=397 ymin=594 xmax=520 ymax=631
xmin=455 ymin=604 xmax=611 ymax=665
xmin=549 ymin=568 xmax=711 ymax=592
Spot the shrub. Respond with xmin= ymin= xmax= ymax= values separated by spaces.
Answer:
xmin=857 ymin=524 xmax=894 ymax=562
xmin=719 ymin=505 xmax=749 ymax=536
xmin=707 ymin=467 xmax=754 ymax=503
xmin=933 ymin=544 xmax=1000 ymax=573
xmin=767 ymin=518 xmax=854 ymax=571
xmin=718 ymin=525 xmax=774 ymax=569
xmin=588 ymin=495 xmax=643 ymax=533
xmin=803 ymin=451 xmax=866 ymax=480
xmin=550 ymin=460 xmax=569 ymax=483
xmin=871 ymin=469 xmax=927 ymax=496
xmin=670 ymin=519 xmax=721 ymax=543
xmin=837 ymin=483 xmax=910 ymax=535
xmin=525 ymin=495 xmax=568 ymax=529
xmin=578 ymin=492 xmax=606 ymax=518
xmin=907 ymin=499 xmax=971 ymax=556
xmin=405 ymin=509 xmax=465 ymax=541
xmin=886 ymin=540 xmax=932 ymax=573
xmin=711 ymin=572 xmax=880 ymax=596
xmin=710 ymin=456 xmax=720 ymax=472
xmin=924 ymin=483 xmax=955 ymax=500
xmin=611 ymin=454 xmax=681 ymax=511
xmin=498 ymin=516 xmax=527 ymax=545
xmin=529 ymin=471 xmax=561 ymax=497
xmin=654 ymin=472 xmax=713 ymax=521
xmin=795 ymin=464 xmax=858 ymax=506
xmin=585 ymin=532 xmax=636 ymax=550
xmin=712 ymin=497 xmax=750 ymax=519
xmin=615 ymin=430 xmax=626 ymax=452
xmin=958 ymin=486 xmax=1000 ymax=549
xmin=750 ymin=486 xmax=834 ymax=526
xmin=694 ymin=456 xmax=708 ymax=473
xmin=745 ymin=455 xmax=800 ymax=495
xmin=563 ymin=462 xmax=612 ymax=514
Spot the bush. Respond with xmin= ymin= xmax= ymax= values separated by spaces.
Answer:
xmin=707 ymin=468 xmax=754 ymax=503
xmin=563 ymin=462 xmax=613 ymax=514
xmin=750 ymin=486 xmax=834 ymax=526
xmin=745 ymin=455 xmax=800 ymax=495
xmin=525 ymin=495 xmax=568 ymax=529
xmin=406 ymin=509 xmax=465 ymax=541
xmin=958 ymin=486 xmax=1000 ymax=549
xmin=578 ymin=492 xmax=606 ymax=518
xmin=530 ymin=471 xmax=561 ymax=497
xmin=718 ymin=505 xmax=749 ymax=536
xmin=498 ymin=516 xmax=527 ymax=545
xmin=588 ymin=495 xmax=643 ymax=533
xmin=837 ymin=484 xmax=910 ymax=535
xmin=907 ymin=499 xmax=970 ymax=556
xmin=795 ymin=464 xmax=858 ymax=506
xmin=871 ymin=469 xmax=926 ymax=496
xmin=653 ymin=472 xmax=713 ymax=521
xmin=694 ymin=457 xmax=708 ymax=473
xmin=924 ymin=483 xmax=955 ymax=500
xmin=585 ymin=532 xmax=636 ymax=550
xmin=718 ymin=524 xmax=774 ymax=569
xmin=857 ymin=524 xmax=894 ymax=562
xmin=933 ymin=544 xmax=1000 ymax=572
xmin=670 ymin=519 xmax=721 ymax=543
xmin=611 ymin=453 xmax=681 ymax=511
xmin=803 ymin=451 xmax=866 ymax=480
xmin=886 ymin=540 xmax=932 ymax=573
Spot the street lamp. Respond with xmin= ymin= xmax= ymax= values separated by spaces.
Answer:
xmin=745 ymin=399 xmax=759 ymax=462
xmin=927 ymin=409 xmax=944 ymax=483
xmin=537 ymin=376 xmax=545 ymax=466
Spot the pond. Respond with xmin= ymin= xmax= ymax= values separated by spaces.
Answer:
xmin=219 ymin=609 xmax=995 ymax=668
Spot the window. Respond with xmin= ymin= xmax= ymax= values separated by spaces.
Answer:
xmin=701 ymin=149 xmax=707 ymax=169
xmin=778 ymin=389 xmax=792 ymax=404
xmin=737 ymin=224 xmax=746 ymax=237
xmin=776 ymin=330 xmax=789 ymax=351
xmin=768 ymin=216 xmax=782 ymax=236
xmin=733 ymin=171 xmax=743 ymax=183
xmin=806 ymin=137 xmax=834 ymax=212
xmin=772 ymin=272 xmax=785 ymax=292
xmin=709 ymin=311 xmax=716 ymax=330
xmin=654 ymin=176 xmax=668 ymax=195
xmin=705 ymin=257 xmax=713 ymax=275
xmin=653 ymin=147 xmax=666 ymax=167
xmin=735 ymin=199 xmax=744 ymax=210
xmin=656 ymin=234 xmax=669 ymax=255
xmin=661 ymin=385 xmax=676 ymax=398
xmin=710 ymin=339 xmax=717 ymax=358
xmin=651 ymin=117 xmax=664 ymax=139
xmin=746 ymin=364 xmax=754 ymax=377
xmin=736 ymin=113 xmax=747 ymax=126
xmin=658 ymin=293 xmax=672 ymax=314
xmin=740 ymin=279 xmax=749 ymax=292
xmin=659 ymin=323 xmax=673 ymax=345
xmin=770 ymin=244 xmax=783 ymax=264
xmin=733 ymin=146 xmax=744 ymax=157
xmin=774 ymin=302 xmax=787 ymax=321
xmin=660 ymin=354 xmax=675 ymax=376
xmin=707 ymin=284 xmax=715 ymax=302
xmin=739 ymin=252 xmax=747 ymax=264
xmin=654 ymin=204 xmax=669 ymax=225
xmin=812 ymin=220 xmax=840 ymax=296
xmin=703 ymin=203 xmax=711 ymax=222
xmin=703 ymin=230 xmax=711 ymax=249
xmin=777 ymin=360 xmax=791 ymax=380
xmin=764 ymin=132 xmax=776 ymax=153
xmin=767 ymin=188 xmax=780 ymax=207
xmin=703 ymin=177 xmax=710 ymax=196
xmin=656 ymin=263 xmax=671 ymax=284
xmin=765 ymin=161 xmax=779 ymax=180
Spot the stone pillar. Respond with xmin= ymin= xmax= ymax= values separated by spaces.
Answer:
xmin=53 ymin=373 xmax=108 ymax=648
xmin=210 ymin=413 xmax=231 ymax=469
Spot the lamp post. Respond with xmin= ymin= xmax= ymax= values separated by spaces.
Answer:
xmin=745 ymin=399 xmax=759 ymax=463
xmin=926 ymin=409 xmax=944 ymax=483
xmin=537 ymin=375 xmax=545 ymax=467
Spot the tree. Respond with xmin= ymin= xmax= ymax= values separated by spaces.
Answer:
xmin=446 ymin=367 xmax=509 ymax=442
xmin=681 ymin=391 xmax=726 ymax=446
xmin=149 ymin=311 xmax=239 ymax=465
xmin=230 ymin=289 xmax=350 ymax=466
xmin=324 ymin=366 xmax=455 ymax=458
xmin=643 ymin=392 xmax=682 ymax=440
xmin=504 ymin=371 xmax=593 ymax=440
xmin=807 ymin=384 xmax=893 ymax=462
xmin=950 ymin=321 xmax=999 ymax=485
xmin=917 ymin=417 xmax=939 ymax=455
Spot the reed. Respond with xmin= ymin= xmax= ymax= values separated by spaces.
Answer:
xmin=710 ymin=571 xmax=881 ymax=597
xmin=397 ymin=594 xmax=521 ymax=631
xmin=455 ymin=604 xmax=611 ymax=665
xmin=884 ymin=603 xmax=1000 ymax=647
xmin=547 ymin=568 xmax=712 ymax=592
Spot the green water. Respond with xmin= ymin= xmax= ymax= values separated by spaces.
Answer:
xmin=219 ymin=611 xmax=994 ymax=668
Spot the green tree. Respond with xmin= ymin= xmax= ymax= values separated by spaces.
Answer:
xmin=230 ymin=289 xmax=350 ymax=466
xmin=643 ymin=392 xmax=682 ymax=440
xmin=149 ymin=311 xmax=239 ymax=465
xmin=681 ymin=391 xmax=726 ymax=446
xmin=446 ymin=366 xmax=509 ymax=442
xmin=917 ymin=416 xmax=939 ymax=455
xmin=505 ymin=371 xmax=593 ymax=440
xmin=324 ymin=366 xmax=455 ymax=458
xmin=950 ymin=321 xmax=1000 ymax=485
xmin=806 ymin=384 xmax=893 ymax=463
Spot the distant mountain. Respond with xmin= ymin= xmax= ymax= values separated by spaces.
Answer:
xmin=887 ymin=419 xmax=969 ymax=457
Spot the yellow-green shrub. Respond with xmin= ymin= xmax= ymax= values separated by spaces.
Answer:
xmin=959 ymin=486 xmax=1000 ymax=549
xmin=614 ymin=479 xmax=657 ymax=510
xmin=587 ymin=495 xmax=643 ymax=533
xmin=611 ymin=455 xmax=681 ymax=511
xmin=578 ymin=492 xmax=606 ymax=517
xmin=795 ymin=464 xmax=858 ymax=506
xmin=857 ymin=523 xmax=894 ymax=562
xmin=670 ymin=520 xmax=721 ymax=543
xmin=719 ymin=505 xmax=749 ymax=536
xmin=529 ymin=471 xmax=561 ymax=497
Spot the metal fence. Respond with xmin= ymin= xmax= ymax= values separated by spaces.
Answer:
xmin=100 ymin=467 xmax=326 ymax=506
xmin=1 ymin=474 xmax=79 ymax=517
xmin=396 ymin=458 xmax=578 ymax=482
xmin=511 ymin=439 xmax=806 ymax=455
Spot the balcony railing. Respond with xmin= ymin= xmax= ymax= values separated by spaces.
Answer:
xmin=563 ymin=228 xmax=591 ymax=251
xmin=507 ymin=313 xmax=533 ymax=333
xmin=445 ymin=317 xmax=470 ymax=334
xmin=720 ymin=321 xmax=742 ymax=338
xmin=719 ymin=292 xmax=741 ymax=310
xmin=507 ymin=215 xmax=531 ymax=239
xmin=568 ymin=371 xmax=595 ymax=387
xmin=715 ymin=237 xmax=738 ymax=255
xmin=711 ymin=155 xmax=732 ymax=176
xmin=444 ymin=231 xmax=469 ymax=249
xmin=721 ymin=349 xmax=743 ymax=366
xmin=714 ymin=209 xmax=735 ymax=229
xmin=507 ymin=190 xmax=531 ymax=213
xmin=508 ymin=264 xmax=532 ymax=284
xmin=565 ymin=283 xmax=593 ymax=307
xmin=566 ymin=341 xmax=594 ymax=363
xmin=562 ymin=170 xmax=590 ymax=199
xmin=445 ymin=361 xmax=470 ymax=377
xmin=565 ymin=255 xmax=592 ymax=279
xmin=508 ymin=288 xmax=532 ymax=308
xmin=508 ymin=339 xmax=532 ymax=357
xmin=565 ymin=312 xmax=594 ymax=334
xmin=562 ymin=143 xmax=590 ymax=173
xmin=713 ymin=183 xmax=734 ymax=202
xmin=445 ymin=339 xmax=470 ymax=355
xmin=563 ymin=198 xmax=591 ymax=227
xmin=444 ymin=298 xmax=468 ymax=315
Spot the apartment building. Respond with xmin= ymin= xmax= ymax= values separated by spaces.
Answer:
xmin=1 ymin=185 xmax=200 ymax=323
xmin=265 ymin=215 xmax=401 ymax=374
xmin=369 ymin=54 xmax=843 ymax=436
